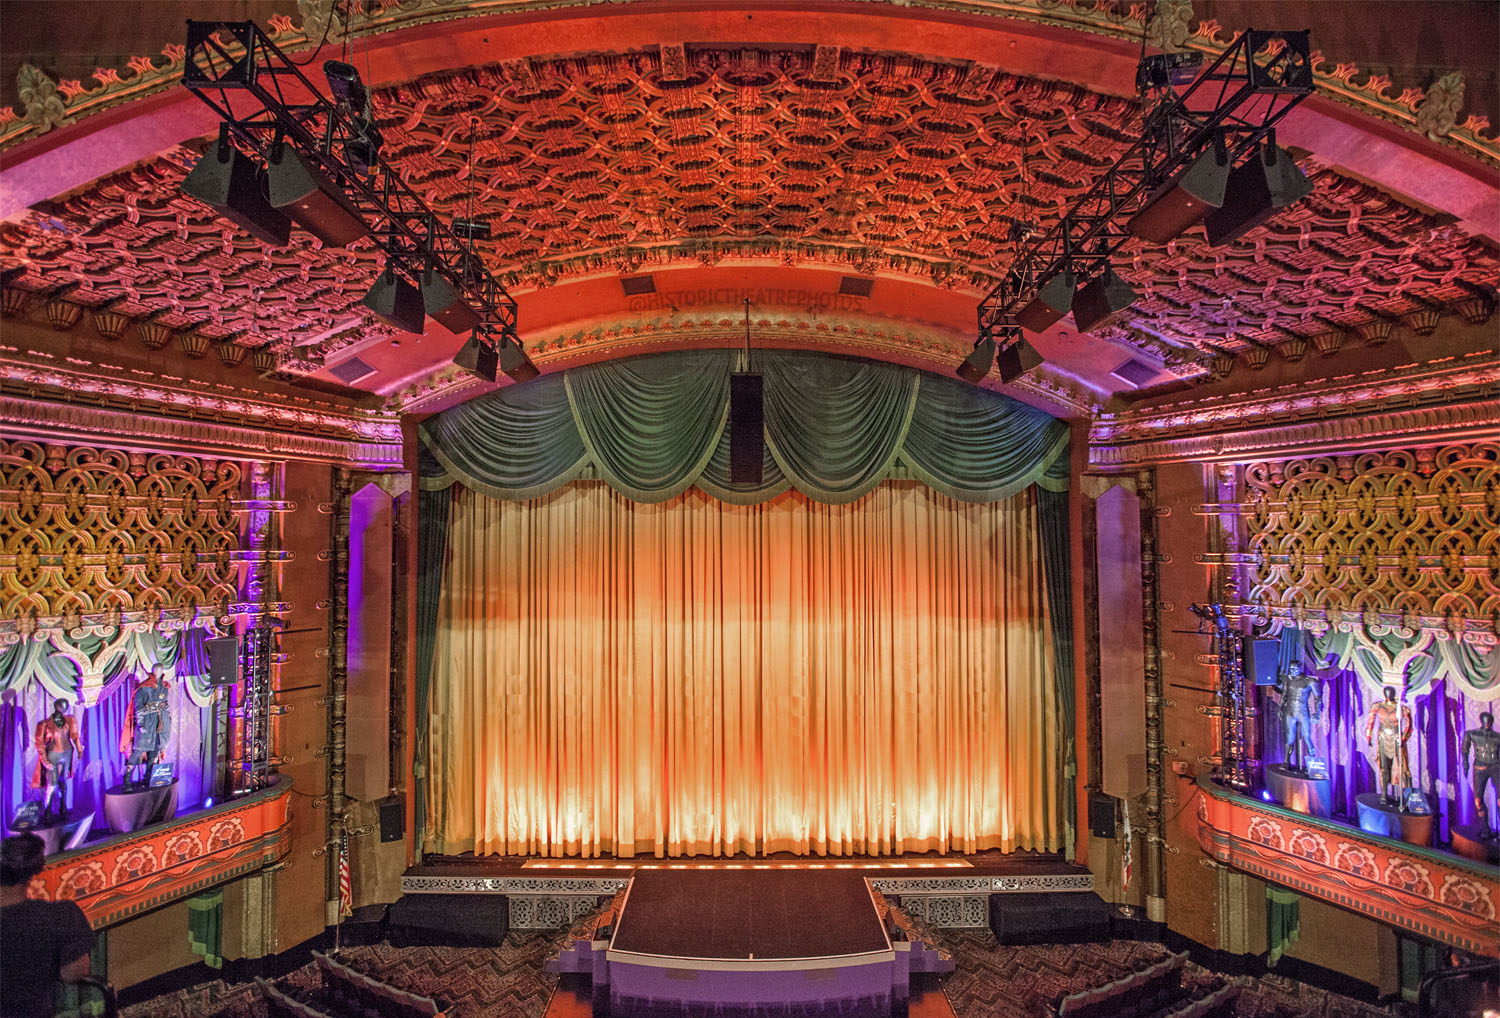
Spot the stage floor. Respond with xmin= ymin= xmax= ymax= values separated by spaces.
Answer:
xmin=610 ymin=870 xmax=888 ymax=960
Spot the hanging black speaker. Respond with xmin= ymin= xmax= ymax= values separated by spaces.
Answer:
xmin=205 ymin=636 xmax=240 ymax=685
xmin=729 ymin=373 xmax=764 ymax=485
xmin=1246 ymin=638 xmax=1281 ymax=686
xmin=379 ymin=796 xmax=405 ymax=843
xmin=180 ymin=145 xmax=292 ymax=247
xmin=1088 ymin=792 xmax=1117 ymax=839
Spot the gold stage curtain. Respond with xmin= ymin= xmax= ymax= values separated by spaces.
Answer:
xmin=426 ymin=480 xmax=1061 ymax=858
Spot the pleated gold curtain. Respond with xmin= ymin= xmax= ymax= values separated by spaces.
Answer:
xmin=426 ymin=479 xmax=1061 ymax=858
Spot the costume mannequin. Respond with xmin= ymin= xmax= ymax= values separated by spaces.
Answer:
xmin=1277 ymin=660 xmax=1322 ymax=773
xmin=31 ymin=699 xmax=83 ymax=822
xmin=119 ymin=668 xmax=171 ymax=790
xmin=1461 ymin=712 xmax=1500 ymax=838
xmin=1363 ymin=685 xmax=1413 ymax=806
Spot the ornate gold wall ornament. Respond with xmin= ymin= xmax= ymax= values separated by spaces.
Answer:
xmin=1415 ymin=72 xmax=1466 ymax=141
xmin=44 ymin=299 xmax=84 ymax=332
xmin=1403 ymin=306 xmax=1443 ymax=336
xmin=1145 ymin=0 xmax=1193 ymax=52
xmin=16 ymin=64 xmax=71 ymax=134
xmin=1237 ymin=443 xmax=1499 ymax=642
xmin=0 ymin=288 xmax=34 ymax=318
xmin=1356 ymin=320 xmax=1393 ymax=346
xmin=92 ymin=308 xmax=132 ymax=341
xmin=0 ymin=439 xmax=296 ymax=701
xmin=136 ymin=321 xmax=173 ymax=350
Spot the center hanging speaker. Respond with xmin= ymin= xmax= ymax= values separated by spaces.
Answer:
xmin=729 ymin=373 xmax=764 ymax=485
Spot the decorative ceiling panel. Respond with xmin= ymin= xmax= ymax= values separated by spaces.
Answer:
xmin=0 ymin=44 xmax=1495 ymax=382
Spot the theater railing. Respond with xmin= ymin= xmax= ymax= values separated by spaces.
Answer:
xmin=24 ymin=778 xmax=293 ymax=928
xmin=1195 ymin=776 xmax=1498 ymax=956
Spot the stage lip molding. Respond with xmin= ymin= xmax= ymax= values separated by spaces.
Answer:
xmin=1196 ymin=776 xmax=1498 ymax=956
xmin=22 ymin=777 xmax=293 ymax=929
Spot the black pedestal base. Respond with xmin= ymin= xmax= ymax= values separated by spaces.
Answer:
xmin=103 ymin=779 xmax=178 ymax=834
xmin=388 ymin=894 xmax=508 ymax=947
xmin=989 ymin=891 xmax=1109 ymax=945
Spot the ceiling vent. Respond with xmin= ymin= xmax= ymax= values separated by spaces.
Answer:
xmin=838 ymin=276 xmax=874 ymax=297
xmin=621 ymin=275 xmax=656 ymax=295
xmin=328 ymin=356 xmax=377 ymax=385
xmin=1110 ymin=357 xmax=1160 ymax=389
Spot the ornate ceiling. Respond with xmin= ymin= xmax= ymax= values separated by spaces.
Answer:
xmin=0 ymin=2 xmax=1496 ymax=420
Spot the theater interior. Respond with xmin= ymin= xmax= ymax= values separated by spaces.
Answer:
xmin=0 ymin=1 xmax=1496 ymax=1017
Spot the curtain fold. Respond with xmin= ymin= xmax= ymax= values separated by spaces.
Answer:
xmin=413 ymin=485 xmax=453 ymax=857
xmin=418 ymin=350 xmax=1068 ymax=504
xmin=426 ymin=480 xmax=1061 ymax=858
xmin=1037 ymin=486 xmax=1077 ymax=847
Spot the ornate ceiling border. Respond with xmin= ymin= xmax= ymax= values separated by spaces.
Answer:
xmin=387 ymin=309 xmax=1104 ymax=418
xmin=3 ymin=0 xmax=1494 ymax=167
xmin=1088 ymin=350 xmax=1500 ymax=468
xmin=1 ymin=357 xmax=403 ymax=468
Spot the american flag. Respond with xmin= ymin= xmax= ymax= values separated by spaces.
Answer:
xmin=1121 ymin=799 xmax=1133 ymax=890
xmin=338 ymin=827 xmax=353 ymax=918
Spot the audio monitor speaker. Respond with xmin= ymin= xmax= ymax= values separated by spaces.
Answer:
xmin=1247 ymin=638 xmax=1281 ymax=686
xmin=379 ymin=796 xmax=405 ymax=843
xmin=206 ymin=636 xmax=239 ymax=686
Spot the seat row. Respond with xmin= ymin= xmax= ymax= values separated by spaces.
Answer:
xmin=1054 ymin=951 xmax=1187 ymax=1018
xmin=311 ymin=950 xmax=446 ymax=1018
xmin=256 ymin=976 xmax=332 ymax=1018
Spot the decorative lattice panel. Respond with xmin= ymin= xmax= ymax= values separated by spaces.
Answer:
xmin=0 ymin=440 xmax=248 ymax=637
xmin=1241 ymin=443 xmax=1500 ymax=635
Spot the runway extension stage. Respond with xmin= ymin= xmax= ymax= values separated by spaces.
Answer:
xmin=552 ymin=869 xmax=954 ymax=1018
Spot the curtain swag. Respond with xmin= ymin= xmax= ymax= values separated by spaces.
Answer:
xmin=420 ymin=350 xmax=1070 ymax=505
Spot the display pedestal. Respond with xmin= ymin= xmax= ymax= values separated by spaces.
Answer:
xmin=1265 ymin=764 xmax=1333 ymax=818
xmin=1354 ymin=792 xmax=1432 ymax=847
xmin=6 ymin=818 xmax=68 ymax=855
xmin=103 ymin=780 xmax=178 ymax=834
xmin=1450 ymin=823 xmax=1499 ymax=864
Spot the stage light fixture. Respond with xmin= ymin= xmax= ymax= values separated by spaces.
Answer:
xmin=452 ymin=218 xmax=493 ymax=241
xmin=1015 ymin=267 xmax=1076 ymax=333
xmin=498 ymin=335 xmax=540 ymax=383
xmin=323 ymin=61 xmax=368 ymax=115
xmin=421 ymin=269 xmax=482 ymax=334
xmin=1071 ymin=270 xmax=1139 ymax=334
xmin=1127 ymin=142 xmax=1231 ymax=244
xmin=361 ymin=266 xmax=425 ymax=334
xmin=180 ymin=142 xmax=291 ymax=247
xmin=1203 ymin=143 xmax=1313 ymax=248
xmin=955 ymin=335 xmax=996 ymax=382
xmin=995 ymin=337 xmax=1044 ymax=383
xmin=452 ymin=333 xmax=498 ymax=383
xmin=343 ymin=117 xmax=384 ymax=177
xmin=266 ymin=146 xmax=370 ymax=247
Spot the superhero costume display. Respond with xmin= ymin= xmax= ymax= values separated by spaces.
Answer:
xmin=1461 ymin=712 xmax=1500 ymax=839
xmin=1363 ymin=686 xmax=1413 ymax=806
xmin=119 ymin=671 xmax=172 ymax=790
xmin=1277 ymin=660 xmax=1323 ymax=774
xmin=32 ymin=699 xmax=84 ymax=822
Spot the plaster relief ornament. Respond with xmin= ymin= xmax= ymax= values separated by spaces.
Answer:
xmin=17 ymin=64 xmax=71 ymax=133
xmin=1461 ymin=711 xmax=1500 ymax=838
xmin=1363 ymin=685 xmax=1414 ymax=807
xmin=1145 ymin=0 xmax=1194 ymax=51
xmin=1415 ymin=71 xmax=1465 ymax=140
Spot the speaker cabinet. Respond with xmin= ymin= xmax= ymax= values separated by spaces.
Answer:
xmin=205 ymin=636 xmax=239 ymax=686
xmin=379 ymin=796 xmax=405 ymax=843
xmin=1088 ymin=793 xmax=1117 ymax=839
xmin=729 ymin=373 xmax=764 ymax=485
xmin=1246 ymin=638 xmax=1281 ymax=686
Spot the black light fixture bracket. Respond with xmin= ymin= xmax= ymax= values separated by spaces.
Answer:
xmin=181 ymin=20 xmax=517 ymax=346
xmin=978 ymin=28 xmax=1313 ymax=346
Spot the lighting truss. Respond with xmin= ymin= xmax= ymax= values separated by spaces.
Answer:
xmin=181 ymin=20 xmax=517 ymax=345
xmin=979 ymin=29 xmax=1314 ymax=346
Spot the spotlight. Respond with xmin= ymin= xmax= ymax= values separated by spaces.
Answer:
xmin=421 ymin=269 xmax=481 ymax=334
xmin=323 ymin=61 xmax=368 ymax=115
xmin=452 ymin=332 xmax=498 ymax=383
xmin=995 ymin=337 xmax=1044 ymax=383
xmin=498 ymin=335 xmax=540 ymax=382
xmin=361 ymin=266 xmax=425 ymax=334
xmin=266 ymin=147 xmax=370 ymax=247
xmin=1136 ymin=51 xmax=1203 ymax=92
xmin=1203 ymin=144 xmax=1313 ymax=248
xmin=452 ymin=218 xmax=493 ymax=241
xmin=1015 ymin=267 xmax=1076 ymax=333
xmin=955 ymin=336 xmax=996 ymax=382
xmin=1071 ymin=270 xmax=1139 ymax=334
xmin=180 ymin=141 xmax=291 ymax=247
xmin=1127 ymin=141 xmax=1231 ymax=244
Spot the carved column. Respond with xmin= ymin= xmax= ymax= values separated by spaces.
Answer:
xmin=324 ymin=468 xmax=352 ymax=902
xmin=1138 ymin=468 xmax=1168 ymax=923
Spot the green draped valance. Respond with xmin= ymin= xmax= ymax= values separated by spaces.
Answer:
xmin=420 ymin=350 xmax=1070 ymax=505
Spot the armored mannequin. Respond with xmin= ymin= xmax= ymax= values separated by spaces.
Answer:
xmin=1363 ymin=685 xmax=1413 ymax=806
xmin=119 ymin=668 xmax=171 ymax=790
xmin=1277 ymin=660 xmax=1323 ymax=773
xmin=32 ymin=699 xmax=84 ymax=821
xmin=1461 ymin=712 xmax=1500 ymax=838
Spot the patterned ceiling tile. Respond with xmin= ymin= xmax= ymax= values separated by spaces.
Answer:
xmin=0 ymin=44 xmax=1494 ymax=381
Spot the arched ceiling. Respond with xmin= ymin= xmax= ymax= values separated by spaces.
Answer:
xmin=1 ymin=1 xmax=1496 ymax=419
